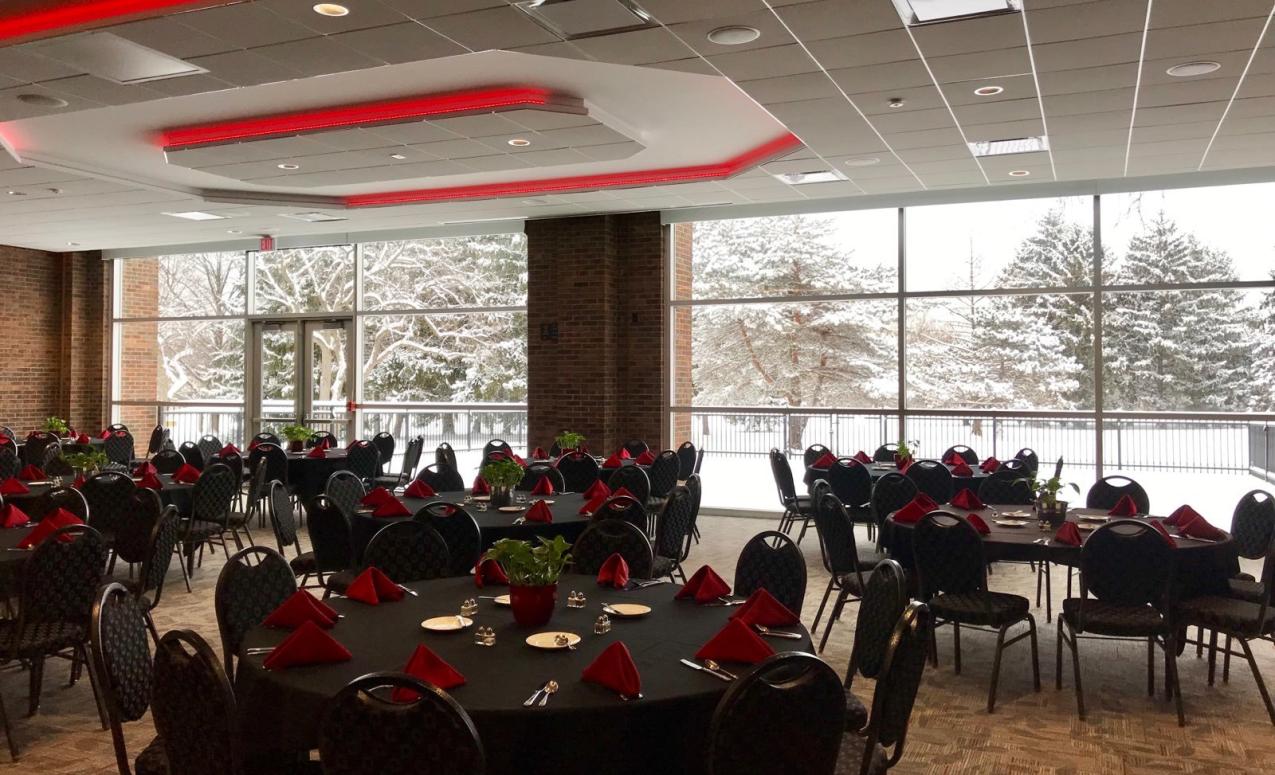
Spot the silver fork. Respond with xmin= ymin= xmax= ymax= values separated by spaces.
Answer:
xmin=522 ymin=680 xmax=550 ymax=707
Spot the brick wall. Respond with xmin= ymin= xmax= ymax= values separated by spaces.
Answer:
xmin=116 ymin=259 xmax=160 ymax=429
xmin=671 ymin=222 xmax=693 ymax=443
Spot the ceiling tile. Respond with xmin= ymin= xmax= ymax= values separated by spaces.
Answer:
xmin=570 ymin=27 xmax=693 ymax=65
xmin=803 ymin=30 xmax=916 ymax=71
xmin=423 ymin=7 xmax=560 ymax=51
xmin=1031 ymin=33 xmax=1143 ymax=72
xmin=179 ymin=3 xmax=317 ymax=49
xmin=251 ymin=37 xmax=383 ymax=78
xmin=256 ymin=0 xmax=409 ymax=35
xmin=107 ymin=17 xmax=234 ymax=59
xmin=331 ymin=22 xmax=467 ymax=64
xmin=379 ymin=0 xmax=506 ymax=19
xmin=188 ymin=49 xmax=307 ymax=86
xmin=772 ymin=0 xmax=903 ymax=43
xmin=910 ymin=12 xmax=1026 ymax=56
xmin=927 ymin=47 xmax=1032 ymax=84
xmin=736 ymin=72 xmax=842 ymax=106
xmin=638 ymin=0 xmax=763 ymax=26
xmin=706 ymin=44 xmax=821 ymax=81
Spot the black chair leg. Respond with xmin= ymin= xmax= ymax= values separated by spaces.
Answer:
xmin=1207 ymin=629 xmax=1219 ymax=686
xmin=1196 ymin=625 xmax=1204 ymax=658
xmin=1147 ymin=637 xmax=1155 ymax=697
xmin=953 ymin=622 xmax=962 ymax=675
xmin=1238 ymin=636 xmax=1275 ymax=725
xmin=818 ymin=590 xmax=850 ymax=654
xmin=1223 ymin=634 xmax=1233 ymax=683
xmin=1164 ymin=632 xmax=1185 ymax=727
xmin=988 ymin=624 xmax=1008 ymax=713
xmin=0 ymin=689 xmax=16 ymax=761
xmin=1055 ymin=620 xmax=1064 ymax=690
xmin=811 ymin=577 xmax=835 ymax=635
xmin=1027 ymin=615 xmax=1041 ymax=692
xmin=26 ymin=658 xmax=43 ymax=717
xmin=81 ymin=645 xmax=108 ymax=731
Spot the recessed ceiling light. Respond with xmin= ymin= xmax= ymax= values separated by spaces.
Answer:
xmin=895 ymin=0 xmax=1021 ymax=25
xmin=1166 ymin=61 xmax=1221 ymax=77
xmin=507 ymin=137 xmax=532 ymax=147
xmin=312 ymin=3 xmax=349 ymax=16
xmin=974 ymin=85 xmax=1004 ymax=96
xmin=389 ymin=153 xmax=407 ymax=160
xmin=1008 ymin=169 xmax=1030 ymax=177
xmin=162 ymin=211 xmax=226 ymax=221
xmin=843 ymin=157 xmax=881 ymax=167
xmin=6 ymin=190 xmax=24 ymax=196
xmin=16 ymin=93 xmax=68 ymax=108
xmin=67 ymin=242 xmax=80 ymax=247
xmin=888 ymin=97 xmax=906 ymax=109
xmin=968 ymin=135 xmax=1049 ymax=156
xmin=773 ymin=169 xmax=849 ymax=185
xmin=227 ymin=229 xmax=243 ymax=234
xmin=277 ymin=163 xmax=300 ymax=170
xmin=707 ymin=25 xmax=761 ymax=45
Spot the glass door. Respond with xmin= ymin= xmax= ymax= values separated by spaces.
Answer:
xmin=250 ymin=318 xmax=355 ymax=441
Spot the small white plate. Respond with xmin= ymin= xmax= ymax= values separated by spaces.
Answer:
xmin=492 ymin=594 xmax=511 ymax=607
xmin=471 ymin=495 xmax=491 ymax=502
xmin=1075 ymin=514 xmax=1109 ymax=522
xmin=994 ymin=519 xmax=1029 ymax=528
xmin=24 ymin=480 xmax=51 ymax=487
xmin=526 ymin=631 xmax=581 ymax=650
xmin=421 ymin=615 xmax=473 ymax=632
xmin=1001 ymin=510 xmax=1032 ymax=518
xmin=602 ymin=603 xmax=652 ymax=618
xmin=534 ymin=499 xmax=555 ymax=505
xmin=1077 ymin=523 xmax=1097 ymax=531
xmin=498 ymin=506 xmax=524 ymax=513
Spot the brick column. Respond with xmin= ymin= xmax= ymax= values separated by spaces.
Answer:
xmin=58 ymin=251 xmax=108 ymax=431
xmin=671 ymin=222 xmax=693 ymax=444
xmin=116 ymin=258 xmax=160 ymax=430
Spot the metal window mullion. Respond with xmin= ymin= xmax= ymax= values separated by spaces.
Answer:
xmin=353 ymin=243 xmax=365 ymax=438
xmin=1093 ymin=194 xmax=1106 ymax=480
xmin=897 ymin=207 xmax=908 ymax=441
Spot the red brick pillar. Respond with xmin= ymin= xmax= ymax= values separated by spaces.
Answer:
xmin=671 ymin=222 xmax=693 ymax=446
xmin=116 ymin=258 xmax=160 ymax=430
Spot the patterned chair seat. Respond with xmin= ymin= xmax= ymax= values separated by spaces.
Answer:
xmin=289 ymin=551 xmax=317 ymax=576
xmin=844 ymin=689 xmax=868 ymax=732
xmin=0 ymin=620 xmax=87 ymax=656
xmin=930 ymin=591 xmax=1029 ymax=627
xmin=180 ymin=518 xmax=222 ymax=543
xmin=1060 ymin=598 xmax=1165 ymax=637
xmin=134 ymin=736 xmax=167 ymax=775
xmin=833 ymin=571 xmax=869 ymax=598
xmin=1228 ymin=576 xmax=1264 ymax=603
xmin=324 ymin=570 xmax=356 ymax=596
xmin=856 ymin=544 xmax=889 ymax=569
xmin=1177 ymin=595 xmax=1275 ymax=635
xmin=834 ymin=732 xmax=889 ymax=775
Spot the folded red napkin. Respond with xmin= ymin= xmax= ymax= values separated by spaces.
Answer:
xmin=219 ymin=443 xmax=240 ymax=456
xmin=525 ymin=500 xmax=553 ymax=523
xmin=950 ymin=460 xmax=974 ymax=477
xmin=373 ymin=499 xmax=411 ymax=518
xmin=0 ymin=478 xmax=29 ymax=496
xmin=811 ymin=451 xmax=838 ymax=469
xmin=263 ymin=590 xmax=339 ymax=630
xmin=942 ymin=452 xmax=962 ymax=466
xmin=579 ymin=493 xmax=606 ymax=515
xmin=512 ymin=454 xmax=527 ymax=467
xmin=582 ymin=641 xmax=641 ymax=697
xmin=72 ymin=474 xmax=85 ymax=490
xmin=248 ymin=439 xmax=260 ymax=451
xmin=1 ymin=503 xmax=30 ymax=529
xmin=1108 ymin=495 xmax=1139 ymax=516
xmin=17 ymin=508 xmax=83 ymax=549
xmin=950 ymin=489 xmax=985 ymax=510
xmin=1165 ymin=504 xmax=1202 ymax=527
xmin=1178 ymin=513 xmax=1226 ymax=541
xmin=677 ymin=564 xmax=732 ymax=604
xmin=619 ymin=448 xmax=631 ymax=460
xmin=597 ymin=553 xmax=630 ymax=588
xmin=344 ymin=567 xmax=406 ymax=605
xmin=75 ymin=433 xmax=91 ymax=445
xmin=132 ymin=461 xmax=156 ymax=478
xmin=404 ymin=480 xmax=436 ymax=499
xmin=611 ymin=486 xmax=636 ymax=501
xmin=306 ymin=446 xmax=326 ymax=459
xmin=530 ymin=476 xmax=554 ymax=496
xmin=532 ymin=447 xmax=547 ymax=460
xmin=1151 ymin=519 xmax=1178 ymax=548
xmin=980 ymin=456 xmax=1000 ymax=473
xmin=731 ymin=588 xmax=800 ymax=627
xmin=853 ymin=451 xmax=872 ymax=464
xmin=471 ymin=476 xmax=490 ymax=496
xmin=1054 ymin=521 xmax=1082 ymax=546
xmin=635 ymin=450 xmax=656 ymax=466
xmin=393 ymin=644 xmax=466 ymax=700
xmin=262 ymin=620 xmax=351 ymax=671
xmin=895 ymin=455 xmax=912 ymax=471
xmin=138 ymin=472 xmax=163 ymax=491
xmin=602 ymin=453 xmax=624 ymax=469
xmin=474 ymin=558 xmax=509 ymax=588
xmin=695 ymin=619 xmax=776 ymax=665
xmin=99 ymin=429 xmax=111 ymax=440
xmin=361 ymin=487 xmax=395 ymax=507
xmin=172 ymin=464 xmax=201 ymax=484
xmin=891 ymin=493 xmax=939 ymax=525
xmin=583 ymin=480 xmax=611 ymax=500
xmin=965 ymin=513 xmax=991 ymax=535
xmin=17 ymin=465 xmax=44 ymax=482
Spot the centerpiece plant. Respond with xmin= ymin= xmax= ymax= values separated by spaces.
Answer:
xmin=555 ymin=431 xmax=585 ymax=453
xmin=279 ymin=424 xmax=314 ymax=452
xmin=483 ymin=536 xmax=572 ymax=627
xmin=480 ymin=457 xmax=525 ymax=507
xmin=64 ymin=450 xmax=108 ymax=478
xmin=1020 ymin=457 xmax=1077 ymax=526
xmin=42 ymin=417 xmax=71 ymax=437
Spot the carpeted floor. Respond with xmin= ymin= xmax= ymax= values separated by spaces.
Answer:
xmin=4 ymin=514 xmax=1274 ymax=774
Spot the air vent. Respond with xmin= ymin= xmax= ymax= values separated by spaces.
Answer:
xmin=967 ymin=136 xmax=1049 ymax=157
xmin=892 ymin=0 xmax=1020 ymax=26
xmin=515 ymin=0 xmax=655 ymax=40
xmin=279 ymin=212 xmax=348 ymax=223
xmin=34 ymin=32 xmax=206 ymax=84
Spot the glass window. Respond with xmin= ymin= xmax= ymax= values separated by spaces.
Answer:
xmin=362 ymin=235 xmax=527 ymax=310
xmin=253 ymin=246 xmax=354 ymax=314
xmin=118 ymin=253 xmax=247 ymax=319
xmin=117 ymin=319 xmax=245 ymax=402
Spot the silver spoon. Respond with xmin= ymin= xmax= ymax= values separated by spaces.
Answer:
xmin=537 ymin=680 xmax=559 ymax=706
xmin=753 ymin=624 xmax=802 ymax=640
xmin=703 ymin=659 xmax=737 ymax=680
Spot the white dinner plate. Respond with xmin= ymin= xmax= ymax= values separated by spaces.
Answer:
xmin=1077 ymin=523 xmax=1097 ymax=531
xmin=24 ymin=481 xmax=52 ymax=487
xmin=471 ymin=495 xmax=491 ymax=502
xmin=994 ymin=519 xmax=1029 ymax=528
xmin=1075 ymin=514 xmax=1109 ymax=522
xmin=602 ymin=603 xmax=652 ymax=618
xmin=1000 ymin=510 xmax=1032 ymax=518
xmin=497 ymin=505 xmax=524 ymax=513
xmin=526 ymin=631 xmax=581 ymax=650
xmin=421 ymin=615 xmax=473 ymax=632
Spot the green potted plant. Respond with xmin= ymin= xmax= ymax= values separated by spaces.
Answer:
xmin=42 ymin=416 xmax=71 ymax=437
xmin=895 ymin=438 xmax=919 ymax=469
xmin=555 ymin=430 xmax=585 ymax=453
xmin=480 ymin=457 xmax=524 ymax=508
xmin=1020 ymin=458 xmax=1078 ymax=527
xmin=482 ymin=536 xmax=571 ymax=627
xmin=279 ymin=424 xmax=314 ymax=453
xmin=64 ymin=450 xmax=108 ymax=479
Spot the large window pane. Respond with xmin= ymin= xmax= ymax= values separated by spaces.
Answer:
xmin=677 ymin=211 xmax=898 ymax=301
xmin=253 ymin=246 xmax=354 ymax=314
xmin=362 ymin=235 xmax=527 ymax=310
xmin=906 ymin=197 xmax=1093 ymax=292
xmin=362 ymin=312 xmax=527 ymax=403
xmin=117 ymin=252 xmax=246 ymax=318
xmin=117 ymin=319 xmax=244 ymax=401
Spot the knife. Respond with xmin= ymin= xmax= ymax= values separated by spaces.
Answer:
xmin=680 ymin=658 xmax=732 ymax=682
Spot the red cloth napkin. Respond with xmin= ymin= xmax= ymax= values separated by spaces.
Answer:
xmin=619 ymin=448 xmax=631 ymax=460
xmin=583 ymin=480 xmax=611 ymax=500
xmin=1151 ymin=519 xmax=1178 ymax=548
xmin=525 ymin=500 xmax=553 ymax=523
xmin=602 ymin=453 xmax=624 ymax=469
xmin=99 ymin=429 xmax=111 ymax=440
xmin=263 ymin=590 xmax=339 ymax=630
xmin=1054 ymin=522 xmax=1082 ymax=546
xmin=306 ymin=446 xmax=326 ymax=459
xmin=1165 ymin=504 xmax=1202 ymax=527
xmin=138 ymin=472 xmax=163 ymax=491
xmin=17 ymin=508 xmax=83 ymax=549
xmin=393 ymin=645 xmax=466 ymax=700
xmin=731 ymin=588 xmax=800 ymax=627
xmin=1178 ymin=513 xmax=1226 ymax=541
xmin=895 ymin=455 xmax=912 ymax=471
xmin=582 ymin=641 xmax=641 ymax=697
xmin=248 ymin=439 xmax=260 ymax=451
xmin=942 ymin=452 xmax=961 ymax=466
xmin=579 ymin=493 xmax=606 ymax=515
xmin=611 ymin=486 xmax=636 ymax=501
xmin=373 ymin=499 xmax=411 ymax=518
xmin=532 ymin=447 xmax=547 ymax=460
xmin=471 ymin=476 xmax=491 ymax=496
xmin=474 ymin=559 xmax=508 ymax=588
xmin=596 ymin=553 xmax=629 ymax=588
xmin=75 ymin=433 xmax=90 ymax=444
xmin=811 ymin=452 xmax=838 ymax=469
xmin=852 ymin=451 xmax=872 ymax=464
xmin=1 ymin=503 xmax=30 ymax=529
xmin=262 ymin=620 xmax=351 ymax=671
xmin=950 ymin=489 xmax=985 ymax=510
xmin=980 ymin=456 xmax=1000 ymax=473
xmin=695 ymin=619 xmax=776 ymax=665
xmin=1108 ymin=495 xmax=1139 ymax=516
xmin=17 ymin=465 xmax=44 ymax=482
xmin=531 ymin=476 xmax=554 ymax=496
xmin=677 ymin=565 xmax=732 ymax=604
xmin=950 ymin=460 xmax=974 ymax=477
xmin=219 ymin=443 xmax=240 ymax=456
xmin=965 ymin=513 xmax=991 ymax=535
xmin=72 ymin=474 xmax=85 ymax=490
xmin=361 ymin=487 xmax=395 ymax=507
xmin=132 ymin=461 xmax=156 ymax=478
xmin=635 ymin=450 xmax=656 ymax=465
xmin=512 ymin=454 xmax=527 ymax=467
xmin=172 ymin=464 xmax=201 ymax=484
xmin=404 ymin=480 xmax=436 ymax=499
xmin=344 ymin=567 xmax=406 ymax=605
xmin=891 ymin=493 xmax=939 ymax=525
xmin=0 ymin=478 xmax=29 ymax=496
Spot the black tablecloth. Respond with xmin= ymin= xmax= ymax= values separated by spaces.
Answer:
xmin=596 ymin=459 xmax=647 ymax=483
xmin=4 ymin=475 xmax=193 ymax=519
xmin=286 ymin=451 xmax=351 ymax=500
xmin=236 ymin=575 xmax=812 ymax=775
xmin=806 ymin=461 xmax=989 ymax=496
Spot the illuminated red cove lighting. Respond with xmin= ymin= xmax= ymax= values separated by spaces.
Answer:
xmin=0 ymin=0 xmax=214 ymax=45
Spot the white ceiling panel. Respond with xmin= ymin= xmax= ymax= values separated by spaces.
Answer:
xmin=423 ymin=7 xmax=560 ymax=51
xmin=706 ymin=44 xmax=821 ymax=81
xmin=772 ymin=0 xmax=904 ymax=44
xmin=331 ymin=22 xmax=468 ymax=64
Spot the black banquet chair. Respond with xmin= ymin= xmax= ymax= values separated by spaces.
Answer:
xmin=734 ymin=530 xmax=807 ymax=616
xmin=415 ymin=505 xmax=482 ymax=576
xmin=214 ymin=546 xmax=297 ymax=679
xmin=150 ymin=629 xmax=244 ymax=775
xmin=1226 ymin=490 xmax=1275 ymax=603
xmin=555 ymin=452 xmax=600 ymax=493
xmin=842 ymin=559 xmax=909 ymax=733
xmin=676 ymin=441 xmax=697 ymax=481
xmin=572 ymin=519 xmax=653 ymax=579
xmin=1086 ymin=475 xmax=1150 ymax=514
xmin=904 ymin=460 xmax=954 ymax=505
xmin=414 ymin=464 xmax=465 ymax=494
xmin=332 ymin=521 xmax=450 ymax=590
xmin=941 ymin=445 xmax=979 ymax=465
xmin=650 ymin=486 xmax=696 ymax=583
xmin=770 ymin=448 xmax=813 ymax=539
xmin=811 ymin=490 xmax=874 ymax=652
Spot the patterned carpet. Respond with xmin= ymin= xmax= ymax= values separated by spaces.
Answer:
xmin=3 ymin=514 xmax=1274 ymax=774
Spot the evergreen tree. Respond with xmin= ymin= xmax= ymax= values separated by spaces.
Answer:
xmin=1253 ymin=272 xmax=1275 ymax=411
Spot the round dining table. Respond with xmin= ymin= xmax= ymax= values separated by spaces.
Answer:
xmin=806 ymin=459 xmax=990 ymax=495
xmin=236 ymin=575 xmax=812 ymax=775
xmin=285 ymin=450 xmax=351 ymax=500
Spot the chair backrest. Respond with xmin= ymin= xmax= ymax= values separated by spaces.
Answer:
xmin=113 ymin=487 xmax=163 ymax=566
xmin=415 ymin=464 xmax=464 ymax=493
xmin=90 ymin=583 xmax=154 ymax=775
xmin=846 ymin=559 xmax=909 ymax=685
xmin=813 ymin=492 xmax=862 ymax=580
xmin=398 ymin=435 xmax=424 ymax=480
xmin=214 ymin=547 xmax=296 ymax=677
xmin=371 ymin=431 xmax=395 ymax=465
xmin=870 ymin=472 xmax=918 ymax=525
xmin=482 ymin=439 xmax=512 ymax=461
xmin=23 ymin=430 xmax=58 ymax=467
xmin=81 ymin=470 xmax=137 ymax=538
xmin=268 ymin=480 xmax=300 ymax=552
xmin=363 ymin=521 xmax=451 ymax=583
xmin=977 ymin=472 xmax=1035 ymax=505
xmin=1085 ymin=475 xmax=1150 ymax=513
xmin=152 ymin=448 xmax=186 ymax=474
xmin=325 ymin=470 xmax=367 ymax=519
xmin=517 ymin=462 xmax=565 ymax=492
xmin=913 ymin=511 xmax=986 ymax=598
xmin=859 ymin=602 xmax=931 ymax=772
xmin=873 ymin=443 xmax=899 ymax=462
xmin=685 ymin=472 xmax=702 ymax=522
xmin=191 ymin=462 xmax=238 ymax=526
xmin=1013 ymin=447 xmax=1039 ymax=475
xmin=45 ymin=453 xmax=75 ymax=476
xmin=1231 ymin=490 xmax=1275 ymax=560
xmin=1079 ymin=520 xmax=1173 ymax=612
xmin=734 ymin=531 xmax=807 ymax=614
xmin=16 ymin=525 xmax=106 ymax=634
xmin=252 ymin=432 xmax=281 ymax=447
xmin=555 ymin=451 xmax=600 ymax=493
xmin=217 ymin=450 xmax=244 ymax=485
xmin=416 ymin=506 xmax=481 ymax=576
xmin=826 ymin=459 xmax=872 ymax=508
xmin=676 ymin=441 xmax=698 ymax=480
xmin=647 ymin=450 xmax=681 ymax=499
xmin=308 ymin=431 xmax=338 ymax=449
xmin=621 ymin=439 xmax=649 ymax=458
xmin=40 ymin=440 xmax=64 ymax=469
xmin=178 ymin=441 xmax=205 ymax=471
xmin=306 ymin=495 xmax=354 ymax=573
xmin=941 ymin=445 xmax=979 ymax=464
xmin=0 ymin=447 xmax=17 ymax=481
xmin=318 ymin=673 xmax=484 ymax=775
xmin=607 ymin=464 xmax=651 ymax=504
xmin=243 ymin=456 xmax=268 ymax=511
xmin=572 ymin=519 xmax=654 ymax=578
xmin=104 ymin=431 xmax=135 ymax=466
xmin=151 ymin=629 xmax=243 ymax=775
xmin=107 ymin=424 xmax=130 ymax=433
xmin=769 ymin=448 xmax=799 ymax=506
xmin=346 ymin=440 xmax=380 ymax=481
xmin=905 ymin=460 xmax=954 ymax=504
xmin=147 ymin=424 xmax=166 ymax=455
xmin=595 ymin=494 xmax=648 ymax=533
xmin=653 ymin=486 xmax=696 ymax=563
xmin=435 ymin=442 xmax=458 ymax=470
xmin=694 ymin=447 xmax=705 ymax=474
xmin=197 ymin=435 xmax=222 ymax=466
xmin=707 ymin=652 xmax=844 ymax=775
xmin=138 ymin=507 xmax=180 ymax=608
xmin=803 ymin=444 xmax=832 ymax=468
xmin=247 ymin=443 xmax=288 ymax=486
xmin=44 ymin=485 xmax=89 ymax=521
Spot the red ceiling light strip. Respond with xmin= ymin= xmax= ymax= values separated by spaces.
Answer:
xmin=160 ymin=87 xmax=557 ymax=150
xmin=344 ymin=133 xmax=803 ymax=208
xmin=0 ymin=0 xmax=214 ymax=45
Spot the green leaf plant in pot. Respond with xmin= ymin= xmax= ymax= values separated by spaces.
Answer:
xmin=42 ymin=416 xmax=71 ymax=437
xmin=894 ymin=438 xmax=920 ymax=470
xmin=279 ymin=424 xmax=314 ymax=453
xmin=64 ymin=450 xmax=108 ymax=480
xmin=483 ymin=536 xmax=571 ymax=627
xmin=555 ymin=431 xmax=585 ymax=454
xmin=1020 ymin=457 xmax=1078 ymax=528
xmin=480 ymin=457 xmax=524 ymax=508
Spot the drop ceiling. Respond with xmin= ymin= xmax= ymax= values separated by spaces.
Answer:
xmin=0 ymin=0 xmax=1273 ymax=252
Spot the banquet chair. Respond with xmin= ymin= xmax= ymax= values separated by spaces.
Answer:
xmin=869 ymin=473 xmax=918 ymax=546
xmin=608 ymin=464 xmax=651 ymax=506
xmin=1058 ymin=520 xmax=1182 ymax=725
xmin=770 ymin=448 xmax=813 ymax=538
xmin=621 ymin=438 xmax=649 ymax=458
xmin=145 ymin=424 xmax=166 ymax=456
xmin=1086 ymin=476 xmax=1150 ymax=514
xmin=651 ymin=486 xmax=696 ymax=583
xmin=371 ymin=431 xmax=395 ymax=469
xmin=734 ymin=531 xmax=807 ymax=615
xmin=572 ymin=520 xmax=653 ymax=579
xmin=941 ymin=445 xmax=979 ymax=465
xmin=39 ymin=442 xmax=64 ymax=471
xmin=842 ymin=559 xmax=909 ymax=733
xmin=905 ymin=460 xmax=954 ymax=505
xmin=685 ymin=472 xmax=703 ymax=543
xmin=247 ymin=443 xmax=289 ymax=500
xmin=44 ymin=486 xmax=90 ymax=521
xmin=23 ymin=431 xmax=58 ymax=467
xmin=197 ymin=435 xmax=222 ymax=466
xmin=555 ymin=451 xmax=600 ymax=493
xmin=45 ymin=455 xmax=74 ymax=477
xmin=354 ymin=522 xmax=450 ymax=586
xmin=217 ymin=449 xmax=246 ymax=511
xmin=826 ymin=459 xmax=875 ymax=542
xmin=435 ymin=442 xmax=458 ymax=471
xmin=676 ymin=441 xmax=698 ymax=480
xmin=645 ymin=450 xmax=680 ymax=510
xmin=804 ymin=444 xmax=832 ymax=468
xmin=268 ymin=481 xmax=318 ymax=585
xmin=594 ymin=495 xmax=648 ymax=534
xmin=124 ymin=498 xmax=181 ymax=625
xmin=0 ymin=448 xmax=19 ymax=482
xmin=178 ymin=441 xmax=205 ymax=472
xmin=375 ymin=435 xmax=423 ymax=489
xmin=414 ymin=505 xmax=481 ymax=576
xmin=251 ymin=432 xmax=281 ymax=447
xmin=214 ymin=546 xmax=297 ymax=679
xmin=694 ymin=447 xmax=705 ymax=474
xmin=82 ymin=471 xmax=136 ymax=551
xmin=106 ymin=424 xmax=129 ymax=433
xmin=318 ymin=673 xmax=484 ymax=775
xmin=414 ymin=464 xmax=464 ymax=493
xmin=517 ymin=462 xmax=564 ymax=492
xmin=0 ymin=427 xmax=14 ymax=443
xmin=346 ymin=440 xmax=380 ymax=484
xmin=977 ymin=472 xmax=1035 ymax=506
xmin=180 ymin=463 xmax=244 ymax=576
xmin=104 ymin=432 xmax=135 ymax=467
xmin=151 ymin=629 xmax=244 ymax=775
xmin=151 ymin=448 xmax=185 ymax=475
xmin=89 ymin=582 xmax=167 ymax=775
xmin=873 ymin=443 xmax=900 ymax=463
xmin=482 ymin=438 xmax=513 ymax=461
xmin=1013 ymin=448 xmax=1040 ymax=476
xmin=325 ymin=471 xmax=366 ymax=520
xmin=707 ymin=652 xmax=844 ymax=775
xmin=307 ymin=431 xmax=338 ymax=449
xmin=811 ymin=490 xmax=876 ymax=652
xmin=1226 ymin=490 xmax=1275 ymax=604
xmin=303 ymin=496 xmax=354 ymax=590
xmin=234 ymin=462 xmax=268 ymax=533
xmin=914 ymin=512 xmax=1039 ymax=713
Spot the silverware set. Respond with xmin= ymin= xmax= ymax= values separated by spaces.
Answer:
xmin=752 ymin=624 xmax=802 ymax=640
xmin=523 ymin=679 xmax=559 ymax=706
xmin=680 ymin=658 xmax=735 ymax=681
xmin=705 ymin=596 xmax=746 ymax=606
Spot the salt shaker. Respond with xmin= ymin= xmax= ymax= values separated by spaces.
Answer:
xmin=594 ymin=614 xmax=612 ymax=635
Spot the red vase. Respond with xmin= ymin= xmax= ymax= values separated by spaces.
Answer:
xmin=509 ymin=583 xmax=557 ymax=627
xmin=288 ymin=440 xmax=304 ymax=453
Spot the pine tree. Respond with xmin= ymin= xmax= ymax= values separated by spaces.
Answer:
xmin=1253 ymin=273 xmax=1275 ymax=411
